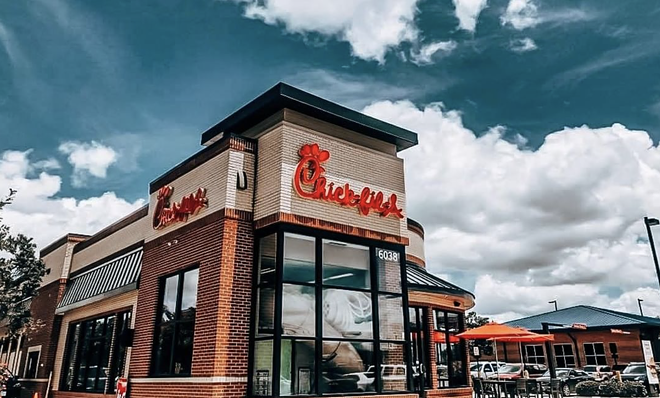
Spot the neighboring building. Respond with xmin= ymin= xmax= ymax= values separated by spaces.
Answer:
xmin=483 ymin=305 xmax=660 ymax=369
xmin=0 ymin=83 xmax=475 ymax=398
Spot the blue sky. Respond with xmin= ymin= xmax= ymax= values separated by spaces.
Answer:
xmin=2 ymin=0 xmax=660 ymax=319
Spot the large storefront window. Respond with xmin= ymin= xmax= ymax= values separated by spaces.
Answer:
xmin=409 ymin=307 xmax=430 ymax=390
xmin=250 ymin=231 xmax=410 ymax=397
xmin=433 ymin=310 xmax=467 ymax=388
xmin=584 ymin=343 xmax=607 ymax=366
xmin=60 ymin=311 xmax=132 ymax=393
xmin=152 ymin=267 xmax=199 ymax=376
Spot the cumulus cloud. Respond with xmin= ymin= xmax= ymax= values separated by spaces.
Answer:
xmin=452 ymin=0 xmax=488 ymax=32
xmin=411 ymin=41 xmax=457 ymax=66
xmin=363 ymin=100 xmax=660 ymax=319
xmin=510 ymin=37 xmax=537 ymax=53
xmin=501 ymin=0 xmax=539 ymax=30
xmin=0 ymin=149 xmax=144 ymax=249
xmin=58 ymin=141 xmax=117 ymax=187
xmin=235 ymin=0 xmax=420 ymax=63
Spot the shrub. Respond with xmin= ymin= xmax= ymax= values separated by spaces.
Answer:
xmin=620 ymin=381 xmax=647 ymax=397
xmin=576 ymin=380 xmax=600 ymax=396
xmin=599 ymin=380 xmax=623 ymax=397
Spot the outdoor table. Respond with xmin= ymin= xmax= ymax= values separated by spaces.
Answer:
xmin=481 ymin=379 xmax=517 ymax=398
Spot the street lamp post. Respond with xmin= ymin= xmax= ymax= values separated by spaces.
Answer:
xmin=643 ymin=217 xmax=660 ymax=290
xmin=549 ymin=300 xmax=558 ymax=311
xmin=638 ymin=298 xmax=644 ymax=316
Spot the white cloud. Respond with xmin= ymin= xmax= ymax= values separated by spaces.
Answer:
xmin=58 ymin=141 xmax=117 ymax=187
xmin=501 ymin=0 xmax=539 ymax=30
xmin=411 ymin=41 xmax=457 ymax=66
xmin=510 ymin=37 xmax=537 ymax=53
xmin=0 ymin=149 xmax=144 ymax=249
xmin=363 ymin=100 xmax=660 ymax=319
xmin=233 ymin=0 xmax=420 ymax=63
xmin=452 ymin=0 xmax=488 ymax=32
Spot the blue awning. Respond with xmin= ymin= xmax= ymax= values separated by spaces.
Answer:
xmin=56 ymin=248 xmax=142 ymax=313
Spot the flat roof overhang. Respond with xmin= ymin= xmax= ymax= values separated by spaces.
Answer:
xmin=201 ymin=82 xmax=418 ymax=151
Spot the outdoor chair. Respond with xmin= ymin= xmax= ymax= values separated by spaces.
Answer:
xmin=549 ymin=379 xmax=563 ymax=398
xmin=525 ymin=379 xmax=541 ymax=398
xmin=516 ymin=379 xmax=529 ymax=398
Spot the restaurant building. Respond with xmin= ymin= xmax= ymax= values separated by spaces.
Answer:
xmin=482 ymin=305 xmax=660 ymax=369
xmin=0 ymin=83 xmax=475 ymax=398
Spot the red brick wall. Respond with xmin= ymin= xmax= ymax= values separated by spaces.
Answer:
xmin=485 ymin=329 xmax=644 ymax=367
xmin=17 ymin=280 xmax=66 ymax=398
xmin=129 ymin=209 xmax=254 ymax=397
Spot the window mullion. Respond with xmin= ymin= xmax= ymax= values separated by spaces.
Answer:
xmin=314 ymin=236 xmax=322 ymax=397
xmin=369 ymin=246 xmax=382 ymax=393
xmin=400 ymin=250 xmax=413 ymax=392
xmin=273 ymin=230 xmax=284 ymax=397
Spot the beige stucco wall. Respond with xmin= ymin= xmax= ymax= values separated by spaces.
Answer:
xmin=52 ymin=290 xmax=138 ymax=391
xmin=145 ymin=148 xmax=255 ymax=242
xmin=406 ymin=227 xmax=425 ymax=264
xmin=41 ymin=243 xmax=67 ymax=286
xmin=70 ymin=215 xmax=148 ymax=274
xmin=254 ymin=118 xmax=407 ymax=239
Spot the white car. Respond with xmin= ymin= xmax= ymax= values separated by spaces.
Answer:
xmin=471 ymin=362 xmax=505 ymax=379
xmin=344 ymin=365 xmax=407 ymax=391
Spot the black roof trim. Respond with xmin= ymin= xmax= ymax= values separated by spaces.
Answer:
xmin=406 ymin=263 xmax=475 ymax=299
xmin=201 ymin=83 xmax=418 ymax=151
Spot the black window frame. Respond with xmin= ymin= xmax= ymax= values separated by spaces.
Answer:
xmin=583 ymin=342 xmax=608 ymax=366
xmin=525 ymin=344 xmax=546 ymax=365
xmin=247 ymin=224 xmax=413 ymax=397
xmin=433 ymin=309 xmax=468 ymax=388
xmin=24 ymin=349 xmax=40 ymax=379
xmin=409 ymin=306 xmax=430 ymax=390
xmin=151 ymin=265 xmax=199 ymax=377
xmin=59 ymin=310 xmax=132 ymax=394
xmin=553 ymin=344 xmax=576 ymax=368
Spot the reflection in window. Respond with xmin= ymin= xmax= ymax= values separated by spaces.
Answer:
xmin=152 ymin=267 xmax=198 ymax=376
xmin=253 ymin=340 xmax=274 ymax=396
xmin=322 ymin=341 xmax=374 ymax=394
xmin=283 ymin=284 xmax=315 ymax=337
xmin=323 ymin=289 xmax=372 ymax=339
xmin=433 ymin=310 xmax=467 ymax=388
xmin=281 ymin=340 xmax=315 ymax=395
xmin=323 ymin=240 xmax=369 ymax=289
xmin=259 ymin=234 xmax=277 ymax=284
xmin=250 ymin=233 xmax=409 ymax=396
xmin=60 ymin=311 xmax=131 ymax=393
xmin=284 ymin=234 xmax=316 ymax=283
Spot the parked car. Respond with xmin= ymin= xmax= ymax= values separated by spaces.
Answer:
xmin=342 ymin=365 xmax=406 ymax=392
xmin=619 ymin=362 xmax=659 ymax=396
xmin=537 ymin=368 xmax=594 ymax=396
xmin=322 ymin=373 xmax=360 ymax=393
xmin=487 ymin=363 xmax=547 ymax=380
xmin=470 ymin=362 xmax=505 ymax=379
xmin=583 ymin=365 xmax=612 ymax=382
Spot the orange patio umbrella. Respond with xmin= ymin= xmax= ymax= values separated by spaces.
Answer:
xmin=457 ymin=322 xmax=554 ymax=380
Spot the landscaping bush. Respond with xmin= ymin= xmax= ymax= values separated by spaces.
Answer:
xmin=576 ymin=380 xmax=600 ymax=396
xmin=599 ymin=380 xmax=623 ymax=397
xmin=620 ymin=381 xmax=647 ymax=397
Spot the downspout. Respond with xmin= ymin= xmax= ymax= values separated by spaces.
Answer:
xmin=567 ymin=333 xmax=581 ymax=368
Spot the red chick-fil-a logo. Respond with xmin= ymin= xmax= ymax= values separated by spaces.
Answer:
xmin=293 ymin=143 xmax=404 ymax=219
xmin=153 ymin=186 xmax=208 ymax=230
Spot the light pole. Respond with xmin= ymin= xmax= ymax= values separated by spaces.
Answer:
xmin=638 ymin=298 xmax=644 ymax=316
xmin=549 ymin=300 xmax=558 ymax=311
xmin=643 ymin=217 xmax=660 ymax=289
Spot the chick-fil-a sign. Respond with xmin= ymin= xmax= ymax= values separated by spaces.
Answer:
xmin=153 ymin=186 xmax=208 ymax=230
xmin=293 ymin=143 xmax=403 ymax=219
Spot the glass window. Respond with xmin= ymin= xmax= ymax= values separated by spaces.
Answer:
xmin=554 ymin=344 xmax=576 ymax=368
xmin=321 ymin=341 xmax=374 ymax=394
xmin=323 ymin=289 xmax=372 ymax=339
xmin=59 ymin=311 xmax=131 ymax=393
xmin=253 ymin=340 xmax=274 ymax=396
xmin=379 ymin=295 xmax=404 ymax=341
xmin=284 ymin=234 xmax=316 ymax=283
xmin=281 ymin=339 xmax=316 ymax=395
xmin=376 ymin=248 xmax=402 ymax=293
xmin=322 ymin=240 xmax=369 ymax=289
xmin=24 ymin=350 xmax=40 ymax=379
xmin=584 ymin=343 xmax=608 ymax=366
xmin=152 ymin=267 xmax=199 ymax=376
xmin=259 ymin=234 xmax=277 ymax=285
xmin=433 ymin=310 xmax=467 ymax=388
xmin=250 ymin=232 xmax=410 ymax=396
xmin=283 ymin=284 xmax=316 ymax=337
xmin=380 ymin=343 xmax=407 ymax=392
xmin=525 ymin=345 xmax=545 ymax=364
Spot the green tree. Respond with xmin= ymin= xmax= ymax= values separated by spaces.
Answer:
xmin=465 ymin=311 xmax=490 ymax=329
xmin=0 ymin=189 xmax=46 ymax=337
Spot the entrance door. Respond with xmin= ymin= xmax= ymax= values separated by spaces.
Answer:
xmin=409 ymin=307 xmax=430 ymax=391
